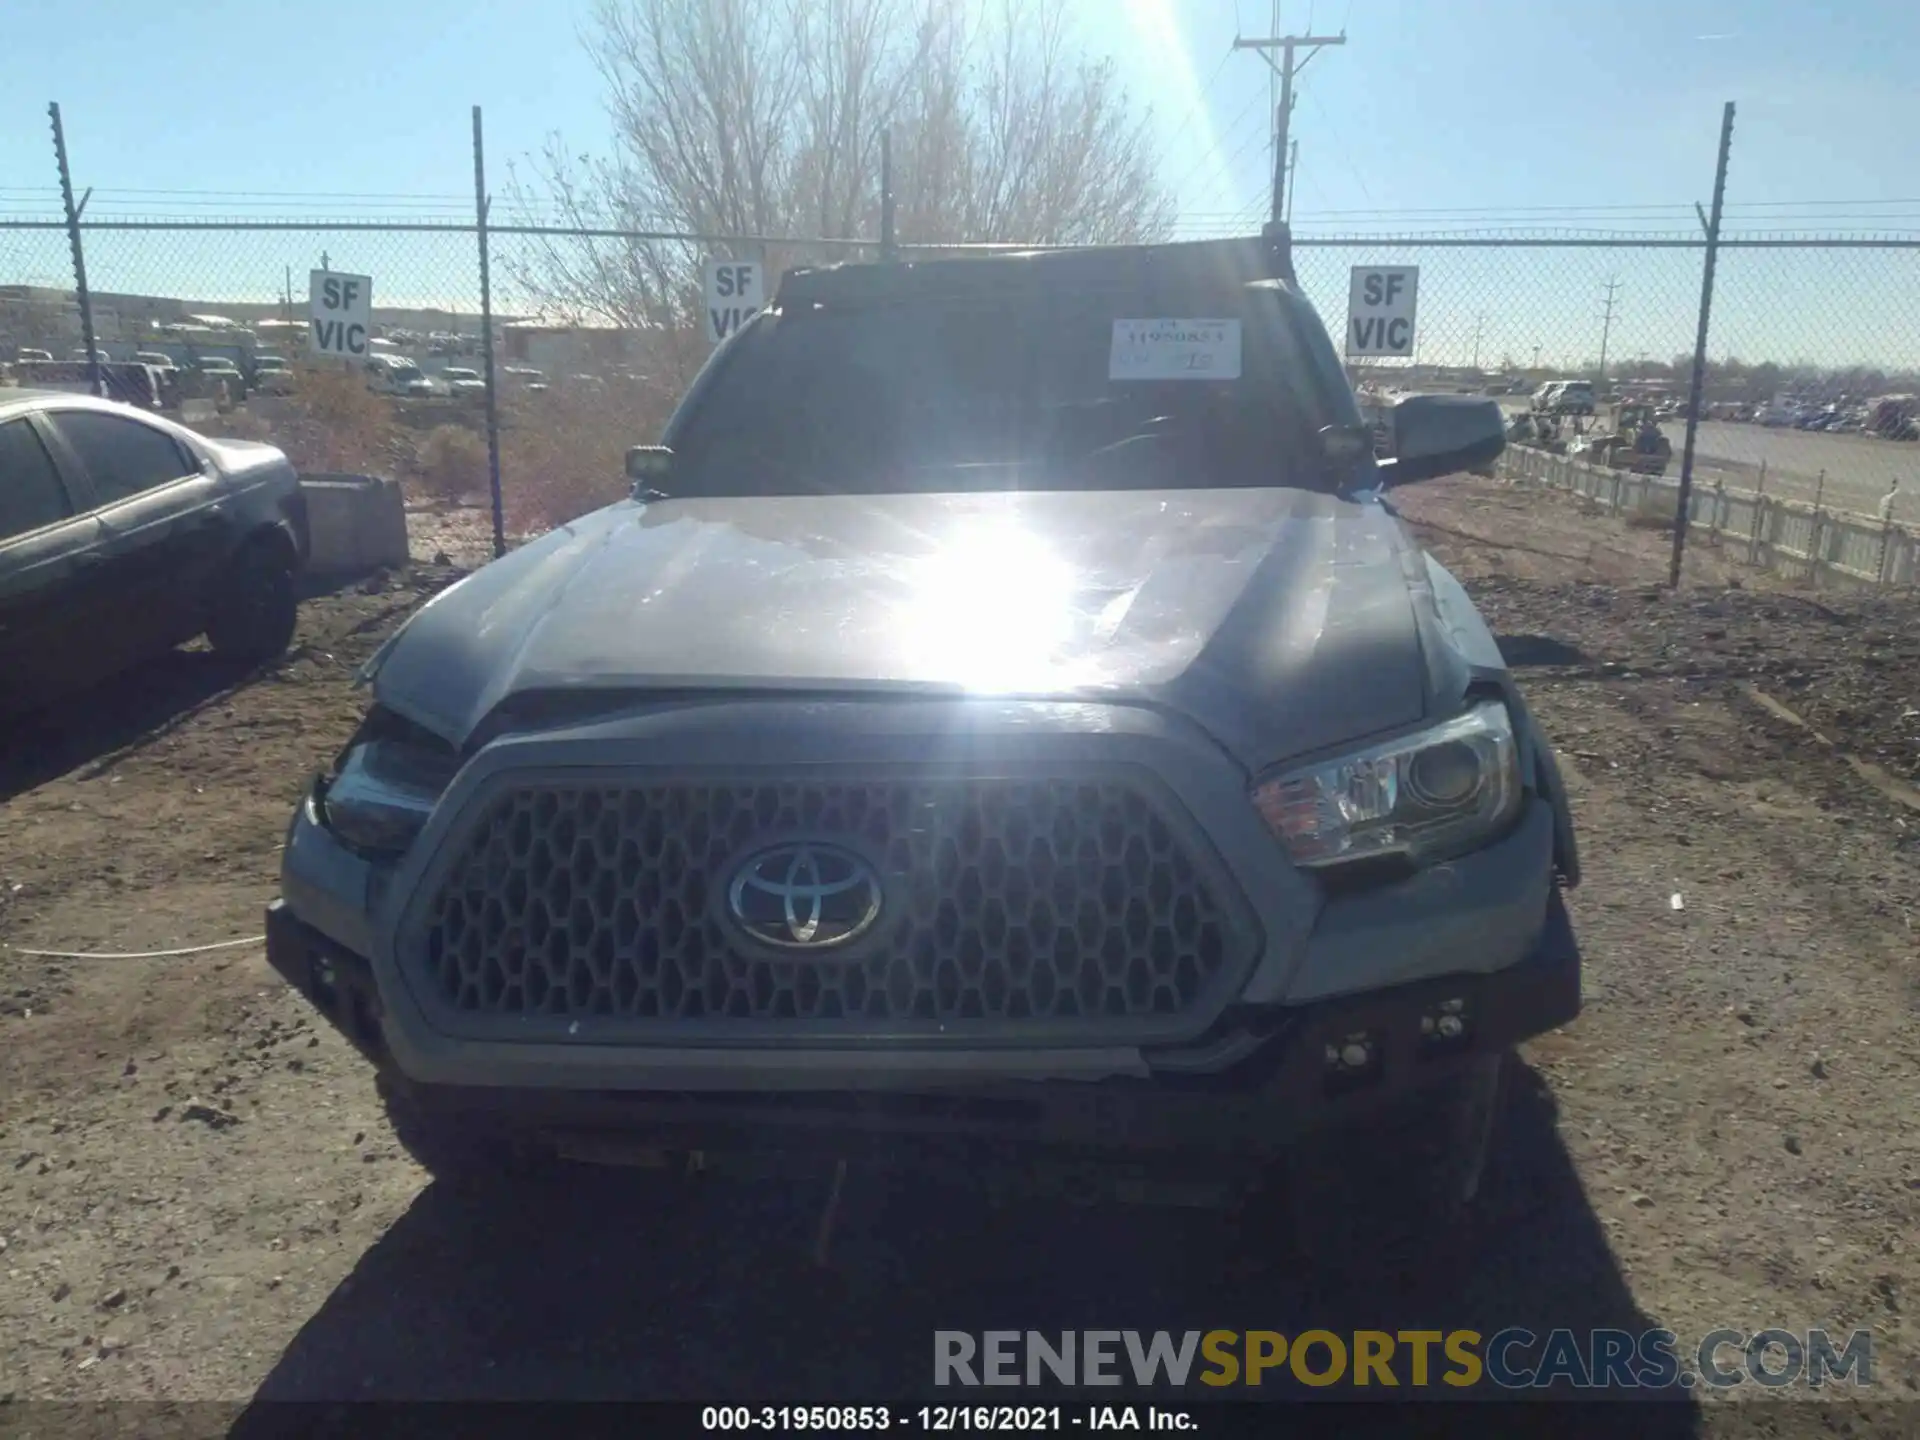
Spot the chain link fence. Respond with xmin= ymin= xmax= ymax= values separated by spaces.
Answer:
xmin=1288 ymin=236 xmax=1920 ymax=527
xmin=5 ymin=107 xmax=1920 ymax=565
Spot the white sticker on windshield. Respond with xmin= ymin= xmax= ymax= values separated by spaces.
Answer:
xmin=1109 ymin=318 xmax=1242 ymax=380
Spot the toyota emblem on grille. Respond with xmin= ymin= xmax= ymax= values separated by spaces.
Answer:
xmin=725 ymin=842 xmax=884 ymax=950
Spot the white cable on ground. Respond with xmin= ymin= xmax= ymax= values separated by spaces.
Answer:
xmin=6 ymin=936 xmax=265 ymax=960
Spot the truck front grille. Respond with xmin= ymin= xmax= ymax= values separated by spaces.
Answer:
xmin=412 ymin=777 xmax=1253 ymax=1041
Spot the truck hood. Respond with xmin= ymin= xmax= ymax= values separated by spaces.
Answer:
xmin=370 ymin=488 xmax=1434 ymax=770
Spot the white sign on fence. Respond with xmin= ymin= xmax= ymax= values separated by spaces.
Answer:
xmin=1109 ymin=319 xmax=1242 ymax=380
xmin=1345 ymin=265 xmax=1419 ymax=358
xmin=704 ymin=259 xmax=763 ymax=345
xmin=308 ymin=270 xmax=373 ymax=359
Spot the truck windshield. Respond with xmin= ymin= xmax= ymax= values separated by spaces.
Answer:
xmin=665 ymin=287 xmax=1331 ymax=497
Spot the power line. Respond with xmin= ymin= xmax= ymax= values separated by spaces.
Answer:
xmin=1299 ymin=85 xmax=1373 ymax=207
xmin=1210 ymin=107 xmax=1295 ymax=219
xmin=1243 ymin=198 xmax=1920 ymax=217
xmin=1162 ymin=46 xmax=1237 ymax=158
xmin=64 ymin=187 xmax=475 ymax=201
xmin=1176 ymin=86 xmax=1278 ymax=215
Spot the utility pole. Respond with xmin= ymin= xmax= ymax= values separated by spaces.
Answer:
xmin=1669 ymin=102 xmax=1736 ymax=589
xmin=1233 ymin=30 xmax=1346 ymax=227
xmin=49 ymin=103 xmax=102 ymax=397
xmin=1285 ymin=141 xmax=1299 ymax=225
xmin=1597 ymin=276 xmax=1621 ymax=381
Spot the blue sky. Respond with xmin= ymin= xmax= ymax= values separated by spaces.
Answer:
xmin=2 ymin=0 xmax=1916 ymax=369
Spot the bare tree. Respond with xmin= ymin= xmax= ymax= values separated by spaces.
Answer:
xmin=501 ymin=0 xmax=1173 ymax=345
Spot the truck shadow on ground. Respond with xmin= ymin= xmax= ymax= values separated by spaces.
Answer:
xmin=231 ymin=1060 xmax=1698 ymax=1429
xmin=0 ymin=651 xmax=258 ymax=805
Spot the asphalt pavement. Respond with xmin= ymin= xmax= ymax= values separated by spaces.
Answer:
xmin=1492 ymin=400 xmax=1918 ymax=521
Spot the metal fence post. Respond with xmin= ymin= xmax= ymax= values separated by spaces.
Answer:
xmin=1669 ymin=101 xmax=1736 ymax=588
xmin=472 ymin=105 xmax=506 ymax=561
xmin=880 ymin=127 xmax=896 ymax=262
xmin=1876 ymin=481 xmax=1901 ymax=588
xmin=48 ymin=102 xmax=102 ymax=398
xmin=1808 ymin=469 xmax=1827 ymax=584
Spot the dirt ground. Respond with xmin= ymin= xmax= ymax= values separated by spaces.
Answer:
xmin=1 ymin=476 xmax=1917 ymax=1429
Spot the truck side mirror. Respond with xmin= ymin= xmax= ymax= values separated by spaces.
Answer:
xmin=626 ymin=445 xmax=673 ymax=494
xmin=1376 ymin=394 xmax=1506 ymax=486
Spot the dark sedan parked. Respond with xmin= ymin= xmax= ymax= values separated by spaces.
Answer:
xmin=0 ymin=390 xmax=308 ymax=713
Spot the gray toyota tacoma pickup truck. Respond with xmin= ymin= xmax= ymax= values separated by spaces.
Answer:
xmin=267 ymin=234 xmax=1580 ymax=1252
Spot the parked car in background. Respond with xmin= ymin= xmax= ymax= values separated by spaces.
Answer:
xmin=1866 ymin=396 xmax=1917 ymax=439
xmin=134 ymin=351 xmax=180 ymax=374
xmin=1756 ymin=399 xmax=1803 ymax=427
xmin=365 ymin=354 xmax=435 ymax=398
xmin=252 ymin=355 xmax=297 ymax=395
xmin=503 ymin=366 xmax=549 ymax=393
xmin=10 ymin=360 xmax=166 ymax=411
xmin=195 ymin=356 xmax=247 ymax=403
xmin=0 ymin=391 xmax=307 ymax=712
xmin=16 ymin=348 xmax=54 ymax=363
xmin=1531 ymin=381 xmax=1595 ymax=416
xmin=440 ymin=366 xmax=486 ymax=397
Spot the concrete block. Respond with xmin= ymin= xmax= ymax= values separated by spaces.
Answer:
xmin=301 ymin=473 xmax=410 ymax=576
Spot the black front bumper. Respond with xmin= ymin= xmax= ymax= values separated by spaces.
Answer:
xmin=265 ymin=892 xmax=1579 ymax=1167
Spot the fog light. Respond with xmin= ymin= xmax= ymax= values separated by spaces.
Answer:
xmin=1325 ymin=1032 xmax=1378 ymax=1073
xmin=1419 ymin=998 xmax=1471 ymax=1045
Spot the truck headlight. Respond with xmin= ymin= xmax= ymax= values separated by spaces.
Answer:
xmin=1251 ymin=701 xmax=1522 ymax=869
xmin=318 ymin=726 xmax=459 ymax=858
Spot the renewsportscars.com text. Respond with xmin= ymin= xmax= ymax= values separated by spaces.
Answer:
xmin=933 ymin=1328 xmax=1874 ymax=1390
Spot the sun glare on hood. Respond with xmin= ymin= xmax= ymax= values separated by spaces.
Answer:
xmin=899 ymin=522 xmax=1094 ymax=694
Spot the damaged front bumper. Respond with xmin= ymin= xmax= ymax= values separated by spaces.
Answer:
xmin=264 ymin=887 xmax=1579 ymax=1171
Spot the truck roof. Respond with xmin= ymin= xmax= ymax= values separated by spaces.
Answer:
xmin=775 ymin=232 xmax=1296 ymax=309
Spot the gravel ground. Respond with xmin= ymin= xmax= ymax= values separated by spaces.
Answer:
xmin=0 ymin=476 xmax=1916 ymax=1430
